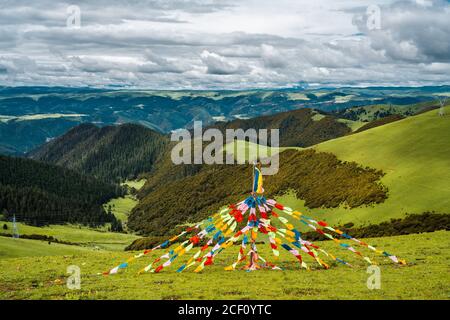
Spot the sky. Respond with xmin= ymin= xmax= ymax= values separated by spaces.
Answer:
xmin=0 ymin=0 xmax=449 ymax=89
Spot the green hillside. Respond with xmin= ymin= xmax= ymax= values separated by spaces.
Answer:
xmin=278 ymin=106 xmax=450 ymax=227
xmin=103 ymin=180 xmax=146 ymax=225
xmin=354 ymin=114 xmax=405 ymax=133
xmin=0 ymin=237 xmax=96 ymax=259
xmin=0 ymin=222 xmax=139 ymax=251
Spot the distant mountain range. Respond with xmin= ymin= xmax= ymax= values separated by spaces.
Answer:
xmin=1 ymin=85 xmax=448 ymax=154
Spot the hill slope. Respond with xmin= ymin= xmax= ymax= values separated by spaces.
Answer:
xmin=129 ymin=149 xmax=387 ymax=235
xmin=208 ymin=108 xmax=351 ymax=147
xmin=332 ymin=100 xmax=446 ymax=123
xmin=276 ymin=106 xmax=450 ymax=227
xmin=353 ymin=114 xmax=405 ymax=133
xmin=0 ymin=155 xmax=122 ymax=226
xmin=29 ymin=123 xmax=169 ymax=183
xmin=0 ymin=237 xmax=96 ymax=259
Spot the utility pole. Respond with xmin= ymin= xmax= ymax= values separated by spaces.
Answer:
xmin=12 ymin=214 xmax=19 ymax=239
xmin=438 ymin=98 xmax=446 ymax=117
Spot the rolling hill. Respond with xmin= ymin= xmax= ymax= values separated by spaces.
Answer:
xmin=128 ymin=149 xmax=387 ymax=236
xmin=29 ymin=123 xmax=169 ymax=183
xmin=332 ymin=100 xmax=441 ymax=122
xmin=0 ymin=237 xmax=97 ymax=259
xmin=275 ymin=105 xmax=450 ymax=228
xmin=207 ymin=108 xmax=351 ymax=147
xmin=353 ymin=114 xmax=405 ymax=133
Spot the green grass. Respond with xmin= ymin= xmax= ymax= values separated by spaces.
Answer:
xmin=334 ymin=95 xmax=355 ymax=103
xmin=278 ymin=106 xmax=450 ymax=228
xmin=311 ymin=113 xmax=326 ymax=121
xmin=0 ymin=222 xmax=139 ymax=251
xmin=337 ymin=118 xmax=366 ymax=131
xmin=286 ymin=93 xmax=310 ymax=101
xmin=103 ymin=196 xmax=138 ymax=223
xmin=222 ymin=139 xmax=283 ymax=163
xmin=103 ymin=179 xmax=144 ymax=223
xmin=0 ymin=237 xmax=97 ymax=259
xmin=121 ymin=179 xmax=146 ymax=191
xmin=0 ymin=231 xmax=448 ymax=300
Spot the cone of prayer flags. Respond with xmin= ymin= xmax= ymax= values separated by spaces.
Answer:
xmin=103 ymin=167 xmax=405 ymax=275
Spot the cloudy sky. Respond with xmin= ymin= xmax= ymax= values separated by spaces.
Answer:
xmin=0 ymin=0 xmax=449 ymax=89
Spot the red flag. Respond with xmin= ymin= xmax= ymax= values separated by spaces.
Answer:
xmin=205 ymin=256 xmax=214 ymax=266
xmin=275 ymin=203 xmax=284 ymax=210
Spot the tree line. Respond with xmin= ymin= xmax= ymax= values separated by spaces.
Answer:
xmin=0 ymin=155 xmax=124 ymax=229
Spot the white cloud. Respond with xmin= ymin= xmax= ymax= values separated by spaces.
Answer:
xmin=358 ymin=0 xmax=450 ymax=63
xmin=260 ymin=44 xmax=286 ymax=69
xmin=200 ymin=50 xmax=249 ymax=75
xmin=0 ymin=0 xmax=449 ymax=88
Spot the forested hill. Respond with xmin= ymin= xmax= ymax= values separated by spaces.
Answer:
xmin=0 ymin=155 xmax=123 ymax=227
xmin=128 ymin=149 xmax=387 ymax=236
xmin=29 ymin=123 xmax=170 ymax=183
xmin=207 ymin=108 xmax=351 ymax=147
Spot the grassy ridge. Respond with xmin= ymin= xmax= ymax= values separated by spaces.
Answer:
xmin=223 ymin=107 xmax=450 ymax=229
xmin=0 ymin=231 xmax=448 ymax=299
xmin=278 ymin=106 xmax=450 ymax=228
xmin=334 ymin=102 xmax=438 ymax=122
xmin=354 ymin=114 xmax=405 ymax=133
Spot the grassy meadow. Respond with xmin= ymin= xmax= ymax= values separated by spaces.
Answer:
xmin=0 ymin=222 xmax=139 ymax=251
xmin=103 ymin=179 xmax=145 ymax=225
xmin=0 ymin=237 xmax=96 ymax=259
xmin=103 ymin=197 xmax=138 ymax=223
xmin=0 ymin=231 xmax=448 ymax=300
